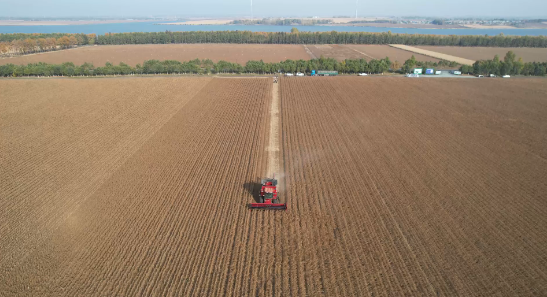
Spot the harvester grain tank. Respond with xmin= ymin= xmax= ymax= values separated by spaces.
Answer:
xmin=248 ymin=178 xmax=287 ymax=210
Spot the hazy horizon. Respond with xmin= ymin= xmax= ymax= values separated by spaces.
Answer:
xmin=0 ymin=0 xmax=546 ymax=19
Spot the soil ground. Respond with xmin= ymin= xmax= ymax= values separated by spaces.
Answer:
xmin=0 ymin=44 xmax=310 ymax=66
xmin=416 ymin=46 xmax=547 ymax=63
xmin=1 ymin=76 xmax=547 ymax=296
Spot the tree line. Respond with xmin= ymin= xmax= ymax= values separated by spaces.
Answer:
xmin=0 ymin=56 xmax=395 ymax=77
xmin=1 ymin=52 xmax=545 ymax=78
xmin=0 ymin=33 xmax=95 ymax=56
xmin=460 ymin=51 xmax=547 ymax=76
xmin=3 ymin=31 xmax=547 ymax=49
xmin=398 ymin=56 xmax=460 ymax=74
xmin=95 ymin=31 xmax=547 ymax=47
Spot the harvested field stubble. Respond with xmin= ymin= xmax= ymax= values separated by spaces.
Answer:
xmin=307 ymin=44 xmax=442 ymax=63
xmin=279 ymin=77 xmax=547 ymax=296
xmin=389 ymin=44 xmax=476 ymax=65
xmin=0 ymin=44 xmax=310 ymax=66
xmin=416 ymin=46 xmax=547 ymax=63
xmin=306 ymin=44 xmax=364 ymax=61
xmin=348 ymin=44 xmax=442 ymax=63
xmin=0 ymin=77 xmax=275 ymax=295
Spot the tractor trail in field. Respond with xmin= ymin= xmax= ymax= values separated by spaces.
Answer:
xmin=343 ymin=45 xmax=376 ymax=60
xmin=266 ymin=81 xmax=280 ymax=178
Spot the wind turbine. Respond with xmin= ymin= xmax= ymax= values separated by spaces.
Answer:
xmin=356 ymin=0 xmax=358 ymax=19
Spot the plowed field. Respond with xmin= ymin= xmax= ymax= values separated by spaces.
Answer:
xmin=2 ymin=76 xmax=547 ymax=296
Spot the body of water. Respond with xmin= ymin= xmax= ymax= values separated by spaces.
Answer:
xmin=1 ymin=22 xmax=547 ymax=36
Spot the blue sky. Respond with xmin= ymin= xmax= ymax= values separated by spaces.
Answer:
xmin=0 ymin=0 xmax=545 ymax=18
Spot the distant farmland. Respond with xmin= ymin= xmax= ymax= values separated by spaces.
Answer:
xmin=306 ymin=44 xmax=441 ymax=62
xmin=416 ymin=46 xmax=547 ymax=63
xmin=4 ymin=43 xmax=543 ymax=68
xmin=389 ymin=44 xmax=476 ymax=65
xmin=348 ymin=44 xmax=442 ymax=63
xmin=3 ymin=44 xmax=459 ymax=67
xmin=0 ymin=44 xmax=311 ymax=66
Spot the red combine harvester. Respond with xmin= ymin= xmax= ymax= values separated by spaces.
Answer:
xmin=248 ymin=178 xmax=287 ymax=210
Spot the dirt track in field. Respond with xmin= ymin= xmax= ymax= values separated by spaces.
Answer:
xmin=266 ymin=82 xmax=281 ymax=177
xmin=416 ymin=46 xmax=547 ymax=63
xmin=1 ymin=76 xmax=547 ymax=296
xmin=0 ymin=44 xmax=310 ymax=66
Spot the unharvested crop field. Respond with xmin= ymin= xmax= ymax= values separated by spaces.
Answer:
xmin=0 ymin=44 xmax=310 ymax=66
xmin=416 ymin=46 xmax=547 ymax=63
xmin=279 ymin=77 xmax=547 ymax=296
xmin=2 ymin=76 xmax=547 ymax=296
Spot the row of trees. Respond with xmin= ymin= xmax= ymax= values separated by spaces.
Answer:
xmin=460 ymin=51 xmax=547 ymax=76
xmin=0 ymin=34 xmax=95 ymax=56
xmin=400 ymin=56 xmax=460 ymax=73
xmin=95 ymin=31 xmax=547 ymax=47
xmin=3 ymin=31 xmax=547 ymax=48
xmin=0 ymin=56 xmax=394 ymax=77
xmin=1 ymin=52 xmax=545 ymax=77
xmin=0 ymin=33 xmax=88 ymax=42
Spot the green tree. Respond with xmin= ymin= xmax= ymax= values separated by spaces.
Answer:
xmin=402 ymin=55 xmax=417 ymax=73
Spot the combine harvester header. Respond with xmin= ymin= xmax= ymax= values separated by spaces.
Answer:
xmin=248 ymin=178 xmax=287 ymax=210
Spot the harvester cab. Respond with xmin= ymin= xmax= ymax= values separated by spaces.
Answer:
xmin=248 ymin=178 xmax=287 ymax=210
